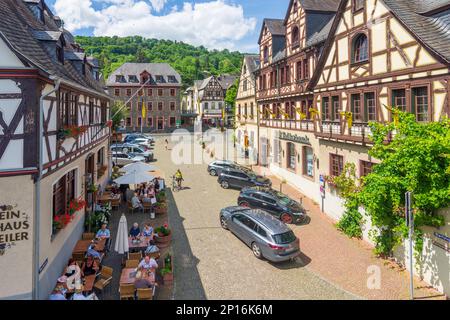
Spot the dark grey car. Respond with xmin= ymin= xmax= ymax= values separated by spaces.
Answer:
xmin=220 ymin=206 xmax=300 ymax=262
xmin=207 ymin=160 xmax=238 ymax=176
xmin=218 ymin=167 xmax=272 ymax=190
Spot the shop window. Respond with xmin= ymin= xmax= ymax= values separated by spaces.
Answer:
xmin=330 ymin=154 xmax=344 ymax=177
xmin=287 ymin=142 xmax=296 ymax=170
xmin=303 ymin=146 xmax=314 ymax=177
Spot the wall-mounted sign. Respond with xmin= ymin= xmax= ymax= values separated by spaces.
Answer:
xmin=39 ymin=258 xmax=48 ymax=274
xmin=0 ymin=204 xmax=31 ymax=256
xmin=278 ymin=132 xmax=312 ymax=145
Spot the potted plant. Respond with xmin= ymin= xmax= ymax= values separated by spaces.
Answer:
xmin=154 ymin=223 xmax=171 ymax=248
xmin=155 ymin=201 xmax=168 ymax=215
xmin=156 ymin=191 xmax=166 ymax=203
xmin=161 ymin=253 xmax=173 ymax=284
xmin=87 ymin=183 xmax=99 ymax=194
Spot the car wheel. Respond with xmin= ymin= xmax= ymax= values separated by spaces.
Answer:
xmin=221 ymin=181 xmax=230 ymax=189
xmin=239 ymin=201 xmax=250 ymax=208
xmin=209 ymin=169 xmax=217 ymax=176
xmin=281 ymin=213 xmax=294 ymax=224
xmin=251 ymin=242 xmax=263 ymax=259
xmin=220 ymin=216 xmax=228 ymax=230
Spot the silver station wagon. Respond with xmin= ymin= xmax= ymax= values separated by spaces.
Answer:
xmin=220 ymin=206 xmax=301 ymax=262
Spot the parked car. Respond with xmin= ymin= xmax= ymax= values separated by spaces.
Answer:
xmin=131 ymin=138 xmax=153 ymax=149
xmin=111 ymin=143 xmax=154 ymax=162
xmin=111 ymin=152 xmax=145 ymax=167
xmin=218 ymin=167 xmax=272 ymax=189
xmin=219 ymin=206 xmax=300 ymax=262
xmin=207 ymin=160 xmax=239 ymax=176
xmin=124 ymin=133 xmax=154 ymax=144
xmin=237 ymin=187 xmax=307 ymax=224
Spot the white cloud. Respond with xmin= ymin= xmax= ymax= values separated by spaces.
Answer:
xmin=53 ymin=0 xmax=257 ymax=51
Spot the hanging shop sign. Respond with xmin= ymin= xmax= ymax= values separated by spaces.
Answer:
xmin=278 ymin=132 xmax=311 ymax=145
xmin=0 ymin=204 xmax=31 ymax=256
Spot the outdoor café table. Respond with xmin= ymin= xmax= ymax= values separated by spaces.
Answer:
xmin=73 ymin=239 xmax=106 ymax=254
xmin=98 ymin=193 xmax=117 ymax=204
xmin=62 ymin=275 xmax=96 ymax=294
xmin=128 ymin=237 xmax=152 ymax=251
xmin=120 ymin=268 xmax=155 ymax=285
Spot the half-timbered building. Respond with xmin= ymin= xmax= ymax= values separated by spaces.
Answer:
xmin=236 ymin=55 xmax=260 ymax=163
xmin=0 ymin=0 xmax=111 ymax=299
xmin=193 ymin=75 xmax=238 ymax=126
xmin=255 ymin=0 xmax=339 ymax=192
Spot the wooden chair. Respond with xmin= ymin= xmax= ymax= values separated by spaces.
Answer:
xmin=125 ymin=260 xmax=139 ymax=268
xmin=111 ymin=196 xmax=121 ymax=210
xmin=119 ymin=284 xmax=136 ymax=300
xmin=94 ymin=266 xmax=113 ymax=294
xmin=82 ymin=233 xmax=95 ymax=240
xmin=136 ymin=288 xmax=154 ymax=300
xmin=127 ymin=201 xmax=135 ymax=214
xmin=128 ymin=252 xmax=142 ymax=261
xmin=143 ymin=201 xmax=153 ymax=213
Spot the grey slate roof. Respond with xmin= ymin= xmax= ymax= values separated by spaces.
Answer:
xmin=31 ymin=30 xmax=62 ymax=41
xmin=273 ymin=49 xmax=287 ymax=63
xmin=258 ymin=19 xmax=286 ymax=44
xmin=383 ymin=0 xmax=450 ymax=63
xmin=305 ymin=15 xmax=336 ymax=47
xmin=300 ymin=0 xmax=340 ymax=11
xmin=0 ymin=0 xmax=109 ymax=97
xmin=244 ymin=55 xmax=260 ymax=75
xmin=218 ymin=75 xmax=238 ymax=89
xmin=107 ymin=63 xmax=182 ymax=86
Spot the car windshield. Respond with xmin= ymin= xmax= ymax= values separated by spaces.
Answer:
xmin=273 ymin=192 xmax=293 ymax=206
xmin=272 ymin=231 xmax=296 ymax=244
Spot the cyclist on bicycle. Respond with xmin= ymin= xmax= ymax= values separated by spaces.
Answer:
xmin=174 ymin=169 xmax=183 ymax=189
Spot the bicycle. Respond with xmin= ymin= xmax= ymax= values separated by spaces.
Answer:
xmin=171 ymin=176 xmax=181 ymax=192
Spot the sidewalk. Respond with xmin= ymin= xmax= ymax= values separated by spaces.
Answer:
xmin=252 ymin=166 xmax=446 ymax=300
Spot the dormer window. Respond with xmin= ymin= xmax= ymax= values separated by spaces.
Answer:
xmin=168 ymin=75 xmax=177 ymax=83
xmin=291 ymin=26 xmax=300 ymax=49
xmin=116 ymin=75 xmax=126 ymax=83
xmin=56 ymin=45 xmax=64 ymax=64
xmin=293 ymin=1 xmax=298 ymax=12
xmin=129 ymin=75 xmax=139 ymax=83
xmin=353 ymin=0 xmax=364 ymax=12
xmin=156 ymin=75 xmax=164 ymax=83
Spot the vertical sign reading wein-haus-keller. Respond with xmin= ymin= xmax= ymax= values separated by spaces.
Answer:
xmin=0 ymin=204 xmax=31 ymax=256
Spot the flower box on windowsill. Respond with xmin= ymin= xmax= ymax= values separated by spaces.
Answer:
xmin=58 ymin=125 xmax=88 ymax=140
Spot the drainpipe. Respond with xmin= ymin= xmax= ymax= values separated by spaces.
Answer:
xmin=33 ymin=77 xmax=61 ymax=300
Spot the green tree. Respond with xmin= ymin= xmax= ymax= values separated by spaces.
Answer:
xmin=335 ymin=110 xmax=449 ymax=257
xmin=110 ymin=101 xmax=129 ymax=131
xmin=225 ymin=79 xmax=239 ymax=116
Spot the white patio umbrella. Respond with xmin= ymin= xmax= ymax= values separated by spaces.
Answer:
xmin=113 ymin=170 xmax=156 ymax=185
xmin=115 ymin=214 xmax=129 ymax=255
xmin=121 ymin=162 xmax=157 ymax=173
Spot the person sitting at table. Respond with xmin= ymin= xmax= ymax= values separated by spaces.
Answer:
xmin=142 ymin=224 xmax=154 ymax=239
xmin=64 ymin=259 xmax=79 ymax=277
xmin=87 ymin=244 xmax=102 ymax=260
xmin=72 ymin=286 xmax=97 ymax=300
xmin=49 ymin=285 xmax=67 ymax=300
xmin=129 ymin=222 xmax=141 ymax=238
xmin=134 ymin=271 xmax=154 ymax=290
xmin=81 ymin=256 xmax=100 ymax=277
xmin=138 ymin=255 xmax=158 ymax=270
xmin=131 ymin=192 xmax=144 ymax=212
xmin=96 ymin=223 xmax=111 ymax=251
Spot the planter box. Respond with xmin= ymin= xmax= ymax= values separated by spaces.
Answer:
xmin=155 ymin=206 xmax=168 ymax=215
xmin=163 ymin=272 xmax=174 ymax=285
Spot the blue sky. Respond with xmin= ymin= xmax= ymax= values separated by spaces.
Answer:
xmin=46 ymin=0 xmax=290 ymax=53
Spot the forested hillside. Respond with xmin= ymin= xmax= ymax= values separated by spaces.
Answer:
xmin=75 ymin=36 xmax=245 ymax=87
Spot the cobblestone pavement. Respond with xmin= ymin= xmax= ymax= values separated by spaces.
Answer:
xmin=153 ymin=135 xmax=357 ymax=300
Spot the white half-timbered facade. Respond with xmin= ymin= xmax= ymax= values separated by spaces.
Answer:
xmin=0 ymin=0 xmax=111 ymax=300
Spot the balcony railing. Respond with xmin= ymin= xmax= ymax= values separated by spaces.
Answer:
xmin=316 ymin=121 xmax=373 ymax=145
xmin=260 ymin=119 xmax=315 ymax=131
